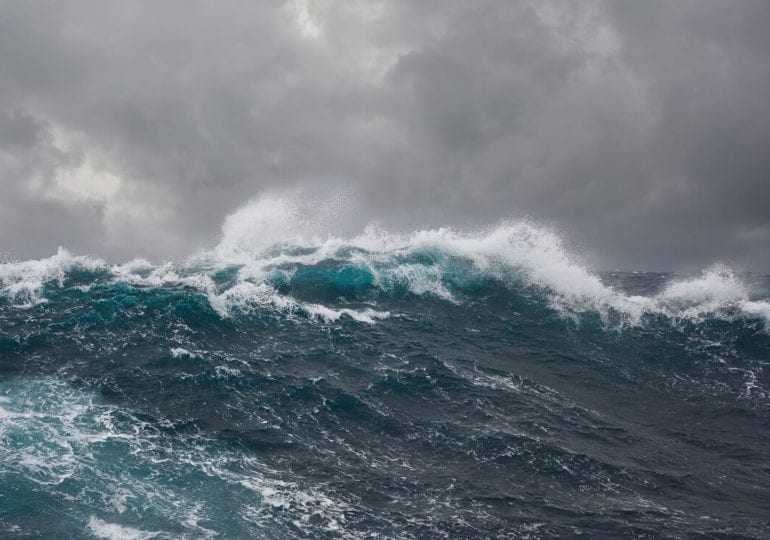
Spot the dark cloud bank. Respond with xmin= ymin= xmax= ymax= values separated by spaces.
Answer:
xmin=0 ymin=1 xmax=768 ymax=270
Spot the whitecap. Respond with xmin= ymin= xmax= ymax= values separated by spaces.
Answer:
xmin=87 ymin=516 xmax=160 ymax=540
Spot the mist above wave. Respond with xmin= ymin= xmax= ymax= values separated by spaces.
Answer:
xmin=1 ymin=193 xmax=768 ymax=329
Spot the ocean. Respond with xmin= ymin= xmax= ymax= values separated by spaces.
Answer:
xmin=1 ymin=197 xmax=769 ymax=538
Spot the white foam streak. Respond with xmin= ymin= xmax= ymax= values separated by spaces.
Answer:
xmin=207 ymin=281 xmax=389 ymax=324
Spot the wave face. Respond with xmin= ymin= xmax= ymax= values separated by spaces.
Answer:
xmin=1 ymin=195 xmax=770 ymax=537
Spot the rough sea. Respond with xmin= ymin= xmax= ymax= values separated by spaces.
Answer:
xmin=1 ymin=196 xmax=769 ymax=538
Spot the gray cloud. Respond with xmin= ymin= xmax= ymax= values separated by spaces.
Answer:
xmin=0 ymin=0 xmax=768 ymax=270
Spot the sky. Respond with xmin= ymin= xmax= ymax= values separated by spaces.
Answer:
xmin=0 ymin=0 xmax=768 ymax=270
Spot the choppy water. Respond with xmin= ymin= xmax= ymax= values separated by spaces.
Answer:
xmin=1 ymin=196 xmax=769 ymax=538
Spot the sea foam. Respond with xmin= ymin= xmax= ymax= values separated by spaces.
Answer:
xmin=0 ymin=376 xmax=353 ymax=537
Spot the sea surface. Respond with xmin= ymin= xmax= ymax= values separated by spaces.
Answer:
xmin=1 ymin=197 xmax=769 ymax=538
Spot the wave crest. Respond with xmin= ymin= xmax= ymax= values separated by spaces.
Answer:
xmin=1 ymin=195 xmax=768 ymax=329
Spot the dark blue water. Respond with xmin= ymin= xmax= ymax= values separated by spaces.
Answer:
xmin=1 ymin=229 xmax=769 ymax=537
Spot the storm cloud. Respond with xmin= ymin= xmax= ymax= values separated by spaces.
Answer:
xmin=1 ymin=0 xmax=768 ymax=270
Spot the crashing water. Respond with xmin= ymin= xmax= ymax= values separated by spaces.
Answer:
xmin=1 ymin=195 xmax=769 ymax=537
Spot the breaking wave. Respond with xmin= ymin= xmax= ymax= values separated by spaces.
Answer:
xmin=1 ymin=194 xmax=768 ymax=330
